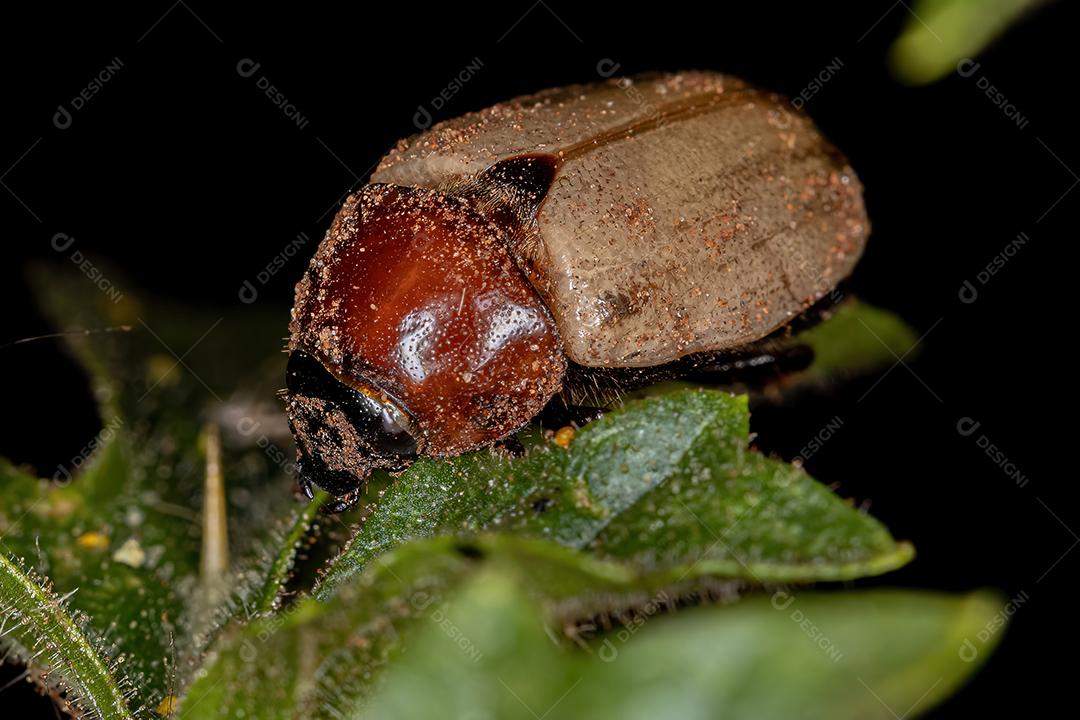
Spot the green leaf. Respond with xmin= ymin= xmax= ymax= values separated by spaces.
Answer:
xmin=370 ymin=567 xmax=1004 ymax=720
xmin=249 ymin=490 xmax=331 ymax=616
xmin=0 ymin=427 xmax=190 ymax=717
xmin=786 ymin=300 xmax=919 ymax=388
xmin=0 ymin=265 xmax=950 ymax=719
xmin=184 ymin=536 xmax=998 ymax=720
xmin=0 ymin=264 xmax=319 ymax=714
xmin=889 ymin=0 xmax=1043 ymax=85
xmin=317 ymin=389 xmax=912 ymax=596
xmin=0 ymin=553 xmax=133 ymax=720
xmin=180 ymin=538 xmax=476 ymax=720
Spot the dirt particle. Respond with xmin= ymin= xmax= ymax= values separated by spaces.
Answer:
xmin=553 ymin=425 xmax=576 ymax=449
xmin=113 ymin=537 xmax=146 ymax=568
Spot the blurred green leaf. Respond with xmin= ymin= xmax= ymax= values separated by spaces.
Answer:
xmin=317 ymin=389 xmax=912 ymax=597
xmin=0 ymin=264 xmax=319 ymax=715
xmin=2 ymin=264 xmax=991 ymax=720
xmin=185 ymin=535 xmax=998 ymax=720
xmin=889 ymin=0 xmax=1044 ymax=85
xmin=372 ymin=568 xmax=1003 ymax=720
xmin=789 ymin=300 xmax=919 ymax=387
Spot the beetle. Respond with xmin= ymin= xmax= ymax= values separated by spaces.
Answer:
xmin=285 ymin=71 xmax=868 ymax=511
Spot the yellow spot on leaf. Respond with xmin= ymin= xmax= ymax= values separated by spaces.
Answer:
xmin=76 ymin=531 xmax=109 ymax=551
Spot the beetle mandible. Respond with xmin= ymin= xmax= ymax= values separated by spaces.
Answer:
xmin=285 ymin=71 xmax=868 ymax=511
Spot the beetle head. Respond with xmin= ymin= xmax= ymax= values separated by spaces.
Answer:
xmin=284 ymin=349 xmax=417 ymax=511
xmin=285 ymin=184 xmax=565 ymax=511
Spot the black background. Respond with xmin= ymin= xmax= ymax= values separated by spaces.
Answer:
xmin=1 ymin=2 xmax=1073 ymax=716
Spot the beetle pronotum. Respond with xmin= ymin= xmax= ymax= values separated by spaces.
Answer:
xmin=285 ymin=71 xmax=868 ymax=511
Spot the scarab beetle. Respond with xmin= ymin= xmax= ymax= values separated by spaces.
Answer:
xmin=285 ymin=71 xmax=868 ymax=511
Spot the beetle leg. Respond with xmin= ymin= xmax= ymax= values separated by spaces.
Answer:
xmin=683 ymin=344 xmax=815 ymax=386
xmin=561 ymin=341 xmax=816 ymax=405
xmin=295 ymin=473 xmax=316 ymax=501
xmin=320 ymin=489 xmax=362 ymax=514
xmin=492 ymin=433 xmax=526 ymax=457
xmin=537 ymin=400 xmax=607 ymax=430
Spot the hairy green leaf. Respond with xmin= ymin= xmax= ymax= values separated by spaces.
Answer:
xmin=0 ymin=265 xmax=318 ymax=715
xmin=185 ymin=535 xmax=997 ymax=720
xmin=0 ymin=553 xmax=133 ymax=720
xmin=0 ymin=266 xmax=960 ymax=719
xmin=317 ymin=390 xmax=911 ymax=596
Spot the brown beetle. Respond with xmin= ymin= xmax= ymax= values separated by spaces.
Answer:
xmin=285 ymin=71 xmax=868 ymax=511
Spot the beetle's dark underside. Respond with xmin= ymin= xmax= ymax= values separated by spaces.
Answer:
xmin=555 ymin=290 xmax=842 ymax=410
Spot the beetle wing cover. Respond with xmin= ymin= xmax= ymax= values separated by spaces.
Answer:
xmin=373 ymin=72 xmax=868 ymax=368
